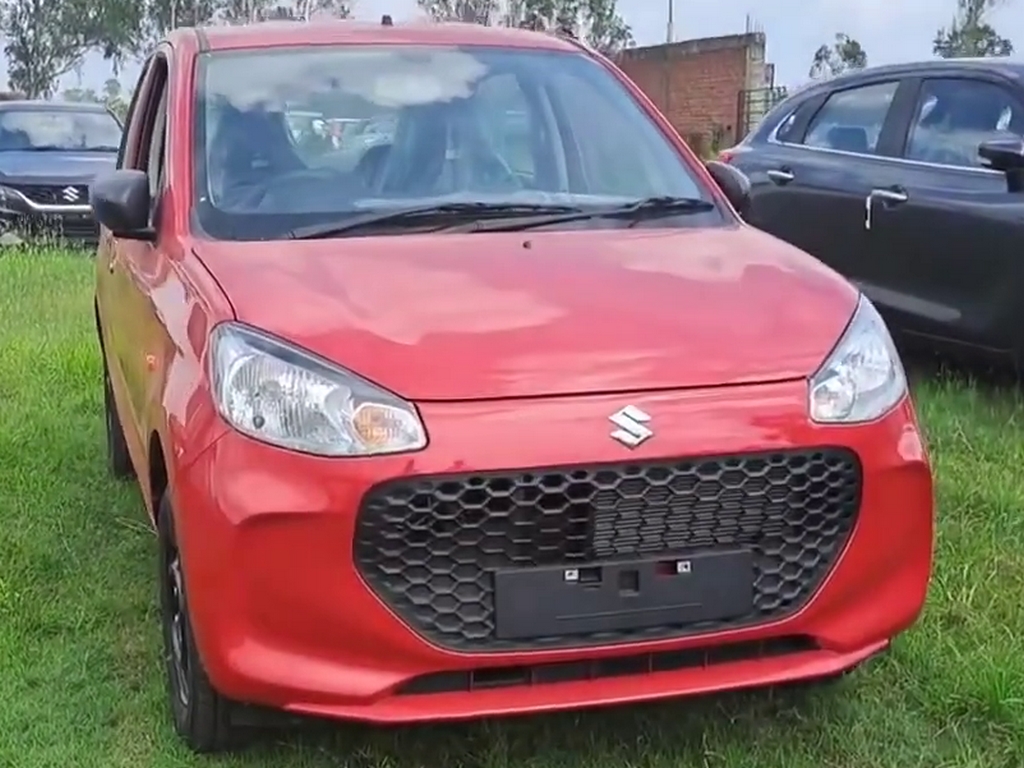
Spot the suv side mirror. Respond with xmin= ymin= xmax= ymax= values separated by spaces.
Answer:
xmin=979 ymin=137 xmax=1024 ymax=193
xmin=90 ymin=169 xmax=155 ymax=240
xmin=705 ymin=160 xmax=751 ymax=217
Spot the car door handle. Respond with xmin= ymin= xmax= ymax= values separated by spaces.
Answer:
xmin=865 ymin=188 xmax=909 ymax=230
xmin=767 ymin=169 xmax=795 ymax=185
xmin=870 ymin=188 xmax=909 ymax=204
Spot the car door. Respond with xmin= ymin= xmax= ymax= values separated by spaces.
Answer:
xmin=735 ymin=78 xmax=908 ymax=284
xmin=105 ymin=50 xmax=171 ymax=445
xmin=865 ymin=74 xmax=1024 ymax=353
xmin=97 ymin=57 xmax=155 ymax=459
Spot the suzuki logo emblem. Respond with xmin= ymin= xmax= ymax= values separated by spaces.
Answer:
xmin=61 ymin=186 xmax=80 ymax=202
xmin=608 ymin=405 xmax=653 ymax=448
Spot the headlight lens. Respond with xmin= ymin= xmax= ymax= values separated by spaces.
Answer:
xmin=208 ymin=322 xmax=427 ymax=456
xmin=809 ymin=294 xmax=907 ymax=424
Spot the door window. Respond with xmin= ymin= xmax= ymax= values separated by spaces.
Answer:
xmin=801 ymin=81 xmax=899 ymax=155
xmin=905 ymin=78 xmax=1024 ymax=168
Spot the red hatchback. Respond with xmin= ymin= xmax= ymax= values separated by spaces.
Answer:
xmin=91 ymin=18 xmax=934 ymax=754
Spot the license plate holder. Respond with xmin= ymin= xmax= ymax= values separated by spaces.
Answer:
xmin=493 ymin=549 xmax=754 ymax=640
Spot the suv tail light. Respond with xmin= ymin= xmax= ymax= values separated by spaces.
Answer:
xmin=717 ymin=148 xmax=737 ymax=163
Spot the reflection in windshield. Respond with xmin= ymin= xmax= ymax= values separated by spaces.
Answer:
xmin=195 ymin=44 xmax=716 ymax=240
xmin=0 ymin=109 xmax=122 ymax=151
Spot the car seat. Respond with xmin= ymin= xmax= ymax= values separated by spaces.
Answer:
xmin=208 ymin=105 xmax=306 ymax=208
xmin=826 ymin=125 xmax=870 ymax=154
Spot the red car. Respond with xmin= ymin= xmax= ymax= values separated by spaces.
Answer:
xmin=91 ymin=18 xmax=934 ymax=754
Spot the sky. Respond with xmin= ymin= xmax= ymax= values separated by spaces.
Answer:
xmin=7 ymin=0 xmax=1023 ymax=95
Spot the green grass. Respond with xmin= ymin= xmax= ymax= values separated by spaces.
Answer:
xmin=1 ymin=248 xmax=1023 ymax=768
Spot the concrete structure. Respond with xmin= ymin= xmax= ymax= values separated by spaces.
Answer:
xmin=617 ymin=32 xmax=779 ymax=156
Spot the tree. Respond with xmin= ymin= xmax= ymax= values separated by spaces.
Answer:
xmin=809 ymin=33 xmax=868 ymax=80
xmin=417 ymin=0 xmax=632 ymax=55
xmin=583 ymin=0 xmax=632 ymax=55
xmin=216 ymin=0 xmax=352 ymax=23
xmin=62 ymin=77 xmax=130 ymax=120
xmin=417 ymin=0 xmax=501 ymax=24
xmin=1 ymin=0 xmax=146 ymax=99
xmin=146 ymin=0 xmax=223 ymax=39
xmin=934 ymin=0 xmax=1014 ymax=58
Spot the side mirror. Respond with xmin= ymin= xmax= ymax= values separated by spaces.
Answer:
xmin=979 ymin=136 xmax=1024 ymax=193
xmin=90 ymin=169 xmax=155 ymax=240
xmin=705 ymin=160 xmax=751 ymax=217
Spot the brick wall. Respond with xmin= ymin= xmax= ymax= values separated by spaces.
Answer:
xmin=617 ymin=33 xmax=770 ymax=156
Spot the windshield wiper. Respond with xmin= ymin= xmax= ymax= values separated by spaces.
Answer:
xmin=453 ymin=196 xmax=717 ymax=233
xmin=288 ymin=202 xmax=585 ymax=239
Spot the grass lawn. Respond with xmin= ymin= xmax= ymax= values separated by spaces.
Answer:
xmin=2 ymin=248 xmax=1024 ymax=768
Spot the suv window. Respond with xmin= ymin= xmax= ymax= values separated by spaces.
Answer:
xmin=802 ymin=81 xmax=899 ymax=155
xmin=905 ymin=78 xmax=1024 ymax=168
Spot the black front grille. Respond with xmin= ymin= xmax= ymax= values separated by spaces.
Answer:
xmin=355 ymin=448 xmax=862 ymax=652
xmin=9 ymin=183 xmax=89 ymax=205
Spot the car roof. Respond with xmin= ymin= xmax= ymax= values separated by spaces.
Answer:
xmin=179 ymin=19 xmax=583 ymax=54
xmin=806 ymin=57 xmax=1024 ymax=93
xmin=0 ymin=100 xmax=112 ymax=112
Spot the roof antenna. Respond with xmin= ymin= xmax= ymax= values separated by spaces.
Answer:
xmin=381 ymin=14 xmax=393 ymax=26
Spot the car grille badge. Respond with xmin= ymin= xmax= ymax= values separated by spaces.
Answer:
xmin=608 ymin=405 xmax=653 ymax=448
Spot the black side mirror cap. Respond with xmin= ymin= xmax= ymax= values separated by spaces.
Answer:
xmin=90 ymin=169 xmax=155 ymax=241
xmin=705 ymin=160 xmax=751 ymax=217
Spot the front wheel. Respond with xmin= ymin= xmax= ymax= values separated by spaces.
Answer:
xmin=158 ymin=494 xmax=250 ymax=753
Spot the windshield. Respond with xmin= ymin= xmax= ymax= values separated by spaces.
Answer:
xmin=194 ymin=45 xmax=722 ymax=240
xmin=0 ymin=109 xmax=122 ymax=152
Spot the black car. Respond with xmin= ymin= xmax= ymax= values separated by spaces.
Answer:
xmin=722 ymin=58 xmax=1024 ymax=367
xmin=0 ymin=100 xmax=122 ymax=246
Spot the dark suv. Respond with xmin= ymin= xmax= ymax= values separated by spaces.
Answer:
xmin=0 ymin=100 xmax=122 ymax=245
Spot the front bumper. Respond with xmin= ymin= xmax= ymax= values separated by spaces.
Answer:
xmin=173 ymin=380 xmax=933 ymax=723
xmin=0 ymin=184 xmax=98 ymax=244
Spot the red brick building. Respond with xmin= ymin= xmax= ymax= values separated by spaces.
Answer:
xmin=616 ymin=32 xmax=782 ymax=156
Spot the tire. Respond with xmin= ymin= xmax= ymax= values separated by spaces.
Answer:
xmin=157 ymin=494 xmax=249 ymax=753
xmin=103 ymin=360 xmax=135 ymax=480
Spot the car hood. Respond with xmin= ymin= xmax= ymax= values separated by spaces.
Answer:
xmin=0 ymin=150 xmax=117 ymax=180
xmin=196 ymin=226 xmax=858 ymax=402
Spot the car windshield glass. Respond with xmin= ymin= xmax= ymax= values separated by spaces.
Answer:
xmin=0 ymin=109 xmax=122 ymax=151
xmin=193 ymin=45 xmax=722 ymax=240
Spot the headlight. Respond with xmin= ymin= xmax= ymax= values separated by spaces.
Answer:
xmin=208 ymin=322 xmax=427 ymax=456
xmin=809 ymin=294 xmax=907 ymax=424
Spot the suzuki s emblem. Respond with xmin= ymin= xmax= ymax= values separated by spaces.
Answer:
xmin=61 ymin=186 xmax=80 ymax=202
xmin=609 ymin=405 xmax=653 ymax=448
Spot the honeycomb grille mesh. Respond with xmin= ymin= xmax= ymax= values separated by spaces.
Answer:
xmin=354 ymin=448 xmax=861 ymax=651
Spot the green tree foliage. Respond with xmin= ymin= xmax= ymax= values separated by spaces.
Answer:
xmin=418 ymin=0 xmax=632 ymax=55
xmin=62 ymin=77 xmax=129 ymax=120
xmin=1 ymin=0 xmax=145 ymax=98
xmin=1 ymin=0 xmax=357 ymax=102
xmin=934 ymin=0 xmax=1014 ymax=58
xmin=146 ymin=0 xmax=222 ymax=41
xmin=217 ymin=0 xmax=351 ymax=23
xmin=809 ymin=33 xmax=868 ymax=79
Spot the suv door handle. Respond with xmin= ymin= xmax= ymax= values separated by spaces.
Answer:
xmin=865 ymin=187 xmax=909 ymax=230
xmin=767 ymin=169 xmax=795 ymax=185
xmin=870 ymin=187 xmax=909 ymax=204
